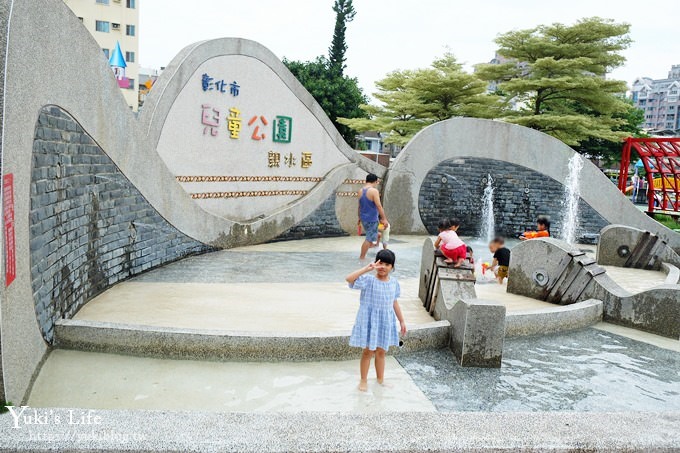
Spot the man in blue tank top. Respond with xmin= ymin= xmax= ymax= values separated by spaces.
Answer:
xmin=358 ymin=173 xmax=388 ymax=260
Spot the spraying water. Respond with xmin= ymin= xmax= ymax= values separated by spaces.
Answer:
xmin=479 ymin=174 xmax=495 ymax=243
xmin=561 ymin=154 xmax=583 ymax=244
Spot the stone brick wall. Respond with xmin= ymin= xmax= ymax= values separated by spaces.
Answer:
xmin=1 ymin=0 xmax=12 ymax=404
xmin=0 ymin=0 xmax=8 ymax=170
xmin=418 ymin=157 xmax=608 ymax=240
xmin=30 ymin=106 xmax=213 ymax=343
xmin=272 ymin=194 xmax=347 ymax=241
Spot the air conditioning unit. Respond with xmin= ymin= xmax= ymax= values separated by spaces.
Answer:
xmin=112 ymin=23 xmax=120 ymax=30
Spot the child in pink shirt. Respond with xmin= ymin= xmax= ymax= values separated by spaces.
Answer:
xmin=433 ymin=218 xmax=467 ymax=267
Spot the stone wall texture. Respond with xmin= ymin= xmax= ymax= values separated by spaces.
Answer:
xmin=418 ymin=157 xmax=609 ymax=239
xmin=0 ymin=0 xmax=8 ymax=405
xmin=272 ymin=194 xmax=347 ymax=241
xmin=0 ymin=0 xmax=8 ymax=169
xmin=30 ymin=106 xmax=213 ymax=343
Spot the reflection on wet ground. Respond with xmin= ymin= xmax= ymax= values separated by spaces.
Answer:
xmin=133 ymin=238 xmax=424 ymax=284
xmin=131 ymin=236 xmax=518 ymax=284
xmin=398 ymin=328 xmax=680 ymax=412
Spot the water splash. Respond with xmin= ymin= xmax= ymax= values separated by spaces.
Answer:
xmin=561 ymin=155 xmax=584 ymax=244
xmin=479 ymin=174 xmax=495 ymax=243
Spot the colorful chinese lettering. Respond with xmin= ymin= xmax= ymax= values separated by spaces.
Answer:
xmin=268 ymin=151 xmax=281 ymax=168
xmin=284 ymin=152 xmax=296 ymax=168
xmin=273 ymin=116 xmax=293 ymax=143
xmin=300 ymin=152 xmax=312 ymax=168
xmin=230 ymin=81 xmax=240 ymax=96
xmin=248 ymin=115 xmax=268 ymax=140
xmin=227 ymin=107 xmax=242 ymax=139
xmin=201 ymin=104 xmax=220 ymax=136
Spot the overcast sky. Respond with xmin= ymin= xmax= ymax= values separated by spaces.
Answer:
xmin=140 ymin=0 xmax=680 ymax=98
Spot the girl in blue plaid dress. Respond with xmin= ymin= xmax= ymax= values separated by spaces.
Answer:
xmin=346 ymin=249 xmax=407 ymax=391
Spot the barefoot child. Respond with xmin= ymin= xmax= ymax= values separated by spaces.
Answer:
xmin=346 ymin=249 xmax=407 ymax=391
xmin=433 ymin=218 xmax=467 ymax=267
xmin=488 ymin=237 xmax=511 ymax=284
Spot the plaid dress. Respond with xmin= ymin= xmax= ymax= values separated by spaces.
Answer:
xmin=348 ymin=274 xmax=401 ymax=351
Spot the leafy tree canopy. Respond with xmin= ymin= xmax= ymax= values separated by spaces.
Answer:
xmin=576 ymin=98 xmax=646 ymax=167
xmin=282 ymin=0 xmax=364 ymax=144
xmin=338 ymin=53 xmax=501 ymax=146
xmin=283 ymin=56 xmax=367 ymax=144
xmin=475 ymin=17 xmax=633 ymax=146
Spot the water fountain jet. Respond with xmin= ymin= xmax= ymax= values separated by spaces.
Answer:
xmin=561 ymin=154 xmax=584 ymax=244
xmin=479 ymin=174 xmax=495 ymax=244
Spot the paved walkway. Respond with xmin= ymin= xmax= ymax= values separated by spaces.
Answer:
xmin=74 ymin=236 xmax=554 ymax=330
xmin=28 ymin=325 xmax=680 ymax=414
xmin=29 ymin=351 xmax=435 ymax=413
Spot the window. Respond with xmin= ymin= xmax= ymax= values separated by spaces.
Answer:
xmin=126 ymin=25 xmax=135 ymax=36
xmin=78 ymin=17 xmax=83 ymax=22
xmin=126 ymin=0 xmax=135 ymax=8
xmin=128 ymin=78 xmax=135 ymax=89
xmin=125 ymin=51 xmax=135 ymax=63
xmin=95 ymin=20 xmax=110 ymax=32
xmin=102 ymin=48 xmax=110 ymax=59
xmin=96 ymin=0 xmax=109 ymax=4
xmin=670 ymin=106 xmax=676 ymax=110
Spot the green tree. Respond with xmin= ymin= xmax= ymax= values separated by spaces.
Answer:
xmin=284 ymin=56 xmax=367 ymax=143
xmin=282 ymin=0 xmax=365 ymax=144
xmin=576 ymin=99 xmax=646 ymax=167
xmin=328 ymin=0 xmax=356 ymax=73
xmin=338 ymin=53 xmax=499 ymax=146
xmin=475 ymin=17 xmax=633 ymax=146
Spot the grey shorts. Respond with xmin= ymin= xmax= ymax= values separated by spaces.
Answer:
xmin=362 ymin=221 xmax=379 ymax=243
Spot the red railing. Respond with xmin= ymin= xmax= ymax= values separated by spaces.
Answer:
xmin=619 ymin=137 xmax=680 ymax=214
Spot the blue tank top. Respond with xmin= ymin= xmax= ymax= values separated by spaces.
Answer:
xmin=359 ymin=188 xmax=379 ymax=222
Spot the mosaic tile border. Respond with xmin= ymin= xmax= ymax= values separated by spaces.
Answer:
xmin=177 ymin=176 xmax=323 ymax=183
xmin=342 ymin=179 xmax=366 ymax=185
xmin=191 ymin=190 xmax=308 ymax=199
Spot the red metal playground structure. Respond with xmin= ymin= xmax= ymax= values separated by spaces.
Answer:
xmin=618 ymin=137 xmax=680 ymax=216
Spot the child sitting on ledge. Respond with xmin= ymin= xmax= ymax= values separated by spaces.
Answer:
xmin=434 ymin=218 xmax=467 ymax=267
xmin=520 ymin=217 xmax=551 ymax=240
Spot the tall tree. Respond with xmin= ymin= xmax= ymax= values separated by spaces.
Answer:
xmin=475 ymin=17 xmax=632 ymax=146
xmin=282 ymin=0 xmax=364 ymax=144
xmin=284 ymin=56 xmax=367 ymax=144
xmin=328 ymin=0 xmax=356 ymax=73
xmin=338 ymin=53 xmax=500 ymax=146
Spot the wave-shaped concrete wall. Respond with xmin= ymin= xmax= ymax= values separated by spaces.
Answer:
xmin=0 ymin=0 xmax=383 ymax=402
xmin=509 ymin=238 xmax=680 ymax=339
xmin=2 ymin=0 xmax=679 ymax=405
xmin=384 ymin=118 xmax=680 ymax=250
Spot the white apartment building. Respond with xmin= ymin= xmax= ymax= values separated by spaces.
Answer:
xmin=64 ymin=0 xmax=139 ymax=111
xmin=631 ymin=65 xmax=680 ymax=133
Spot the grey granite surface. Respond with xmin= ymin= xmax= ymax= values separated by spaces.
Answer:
xmin=55 ymin=319 xmax=451 ymax=361
xmin=0 ymin=409 xmax=679 ymax=452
